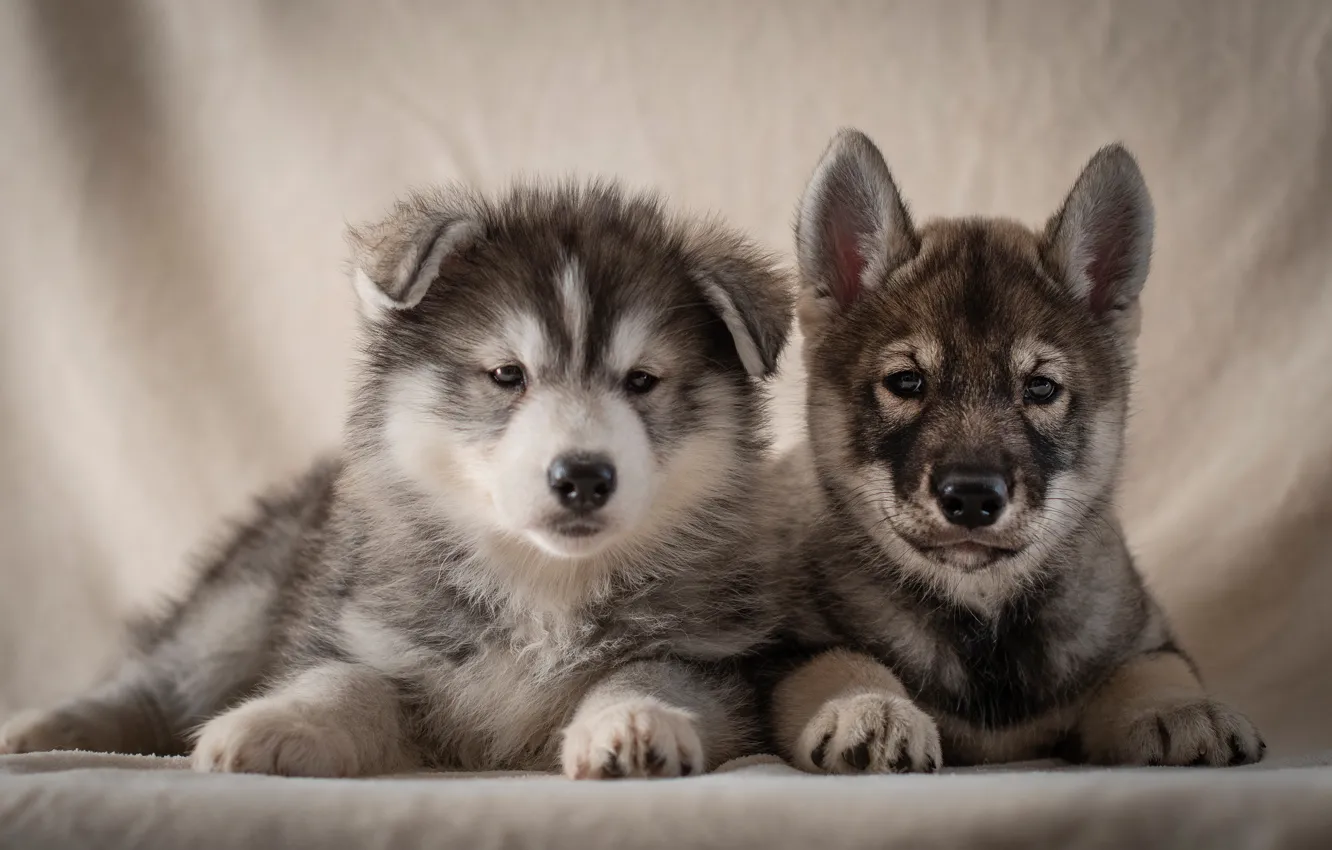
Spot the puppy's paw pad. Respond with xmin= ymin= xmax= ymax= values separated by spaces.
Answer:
xmin=797 ymin=691 xmax=942 ymax=774
xmin=191 ymin=703 xmax=359 ymax=777
xmin=561 ymin=698 xmax=703 ymax=780
xmin=1104 ymin=697 xmax=1264 ymax=767
xmin=0 ymin=710 xmax=99 ymax=755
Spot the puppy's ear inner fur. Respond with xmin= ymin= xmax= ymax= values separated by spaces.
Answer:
xmin=795 ymin=129 xmax=918 ymax=330
xmin=348 ymin=192 xmax=483 ymax=317
xmin=686 ymin=226 xmax=794 ymax=379
xmin=1040 ymin=144 xmax=1154 ymax=317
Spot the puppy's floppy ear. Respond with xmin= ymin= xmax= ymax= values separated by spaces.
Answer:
xmin=684 ymin=223 xmax=794 ymax=379
xmin=1040 ymin=144 xmax=1154 ymax=317
xmin=795 ymin=129 xmax=919 ymax=324
xmin=346 ymin=188 xmax=484 ymax=318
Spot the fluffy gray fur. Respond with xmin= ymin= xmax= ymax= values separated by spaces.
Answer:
xmin=0 ymin=180 xmax=794 ymax=779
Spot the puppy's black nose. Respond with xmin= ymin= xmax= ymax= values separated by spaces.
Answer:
xmin=934 ymin=469 xmax=1008 ymax=529
xmin=548 ymin=455 xmax=616 ymax=512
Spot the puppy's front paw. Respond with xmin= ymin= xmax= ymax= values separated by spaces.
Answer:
xmin=561 ymin=697 xmax=704 ymax=779
xmin=1082 ymin=696 xmax=1265 ymax=767
xmin=795 ymin=691 xmax=942 ymax=774
xmin=0 ymin=709 xmax=98 ymax=755
xmin=192 ymin=701 xmax=361 ymax=777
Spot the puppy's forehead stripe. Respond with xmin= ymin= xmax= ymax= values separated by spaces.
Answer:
xmin=487 ymin=302 xmax=666 ymax=386
xmin=557 ymin=257 xmax=589 ymax=370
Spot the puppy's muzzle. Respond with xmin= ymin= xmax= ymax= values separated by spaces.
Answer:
xmin=547 ymin=454 xmax=617 ymax=514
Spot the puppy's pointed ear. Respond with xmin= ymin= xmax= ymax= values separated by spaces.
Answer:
xmin=347 ymin=189 xmax=484 ymax=318
xmin=795 ymin=129 xmax=918 ymax=330
xmin=1040 ymin=144 xmax=1154 ymax=318
xmin=685 ymin=223 xmax=794 ymax=379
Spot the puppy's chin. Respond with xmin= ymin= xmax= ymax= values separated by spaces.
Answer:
xmin=523 ymin=522 xmax=624 ymax=560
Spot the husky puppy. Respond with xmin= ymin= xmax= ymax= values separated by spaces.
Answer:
xmin=0 ymin=181 xmax=793 ymax=779
xmin=766 ymin=130 xmax=1264 ymax=774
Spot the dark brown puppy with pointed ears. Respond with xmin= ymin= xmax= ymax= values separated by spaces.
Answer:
xmin=766 ymin=129 xmax=1265 ymax=773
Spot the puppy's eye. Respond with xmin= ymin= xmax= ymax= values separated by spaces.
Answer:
xmin=1024 ymin=376 xmax=1060 ymax=404
xmin=884 ymin=370 xmax=925 ymax=399
xmin=624 ymin=370 xmax=660 ymax=395
xmin=489 ymin=364 xmax=526 ymax=390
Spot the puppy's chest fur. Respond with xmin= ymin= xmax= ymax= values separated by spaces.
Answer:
xmin=332 ymin=582 xmax=644 ymax=771
xmin=323 ymin=531 xmax=769 ymax=771
xmin=808 ymin=535 xmax=1145 ymax=760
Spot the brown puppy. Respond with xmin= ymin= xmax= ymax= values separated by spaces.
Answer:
xmin=766 ymin=129 xmax=1264 ymax=773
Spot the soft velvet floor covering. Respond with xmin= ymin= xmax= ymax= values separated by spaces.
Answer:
xmin=3 ymin=752 xmax=1331 ymax=849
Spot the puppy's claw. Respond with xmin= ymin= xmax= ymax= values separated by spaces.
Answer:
xmin=795 ymin=691 xmax=942 ymax=775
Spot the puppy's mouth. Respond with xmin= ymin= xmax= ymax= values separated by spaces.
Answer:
xmin=549 ymin=521 xmax=605 ymax=539
xmin=527 ymin=518 xmax=618 ymax=558
xmin=917 ymin=541 xmax=1021 ymax=570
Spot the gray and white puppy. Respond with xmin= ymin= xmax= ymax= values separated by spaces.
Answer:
xmin=0 ymin=181 xmax=793 ymax=779
xmin=766 ymin=130 xmax=1264 ymax=773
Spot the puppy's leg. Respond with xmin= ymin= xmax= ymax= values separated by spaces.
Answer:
xmin=192 ymin=661 xmax=414 ymax=777
xmin=1076 ymin=650 xmax=1264 ymax=766
xmin=3 ymin=558 xmax=275 ymax=758
xmin=561 ymin=660 xmax=750 ymax=780
xmin=4 ymin=469 xmax=335 ymax=758
xmin=772 ymin=648 xmax=941 ymax=774
xmin=0 ymin=666 xmax=183 ymax=756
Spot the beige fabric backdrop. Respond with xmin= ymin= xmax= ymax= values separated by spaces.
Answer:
xmin=0 ymin=0 xmax=1328 ymax=758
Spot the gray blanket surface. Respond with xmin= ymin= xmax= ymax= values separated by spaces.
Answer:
xmin=3 ymin=751 xmax=1331 ymax=849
